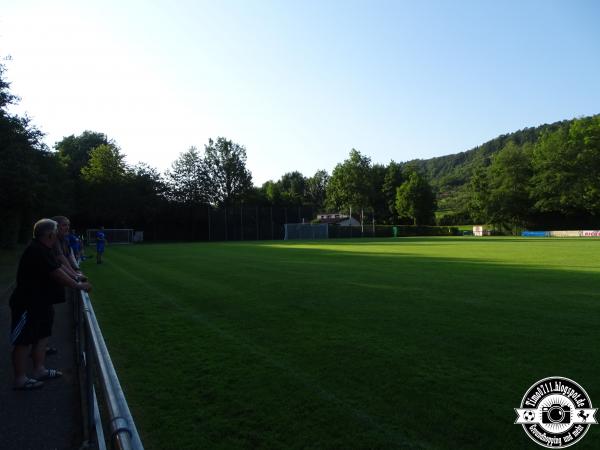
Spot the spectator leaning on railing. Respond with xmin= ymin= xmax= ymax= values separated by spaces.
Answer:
xmin=69 ymin=228 xmax=81 ymax=263
xmin=51 ymin=216 xmax=84 ymax=279
xmin=47 ymin=215 xmax=86 ymax=356
xmin=9 ymin=218 xmax=92 ymax=391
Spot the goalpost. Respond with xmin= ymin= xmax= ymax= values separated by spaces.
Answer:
xmin=86 ymin=229 xmax=135 ymax=245
xmin=284 ymin=223 xmax=329 ymax=240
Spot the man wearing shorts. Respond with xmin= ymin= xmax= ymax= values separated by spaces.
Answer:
xmin=9 ymin=219 xmax=92 ymax=390
xmin=96 ymin=226 xmax=107 ymax=264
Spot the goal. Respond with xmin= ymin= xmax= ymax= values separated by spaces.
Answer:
xmin=86 ymin=228 xmax=134 ymax=245
xmin=284 ymin=223 xmax=329 ymax=240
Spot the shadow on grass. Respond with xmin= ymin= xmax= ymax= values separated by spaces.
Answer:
xmin=91 ymin=241 xmax=600 ymax=450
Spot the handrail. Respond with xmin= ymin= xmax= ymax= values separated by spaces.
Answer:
xmin=77 ymin=290 xmax=144 ymax=450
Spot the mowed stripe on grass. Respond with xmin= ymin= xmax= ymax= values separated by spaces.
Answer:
xmin=84 ymin=237 xmax=600 ymax=450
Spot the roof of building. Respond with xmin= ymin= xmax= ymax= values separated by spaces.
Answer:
xmin=317 ymin=218 xmax=348 ymax=224
xmin=315 ymin=216 xmax=359 ymax=225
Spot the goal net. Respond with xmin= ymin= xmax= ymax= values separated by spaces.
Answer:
xmin=284 ymin=223 xmax=329 ymax=240
xmin=86 ymin=229 xmax=134 ymax=245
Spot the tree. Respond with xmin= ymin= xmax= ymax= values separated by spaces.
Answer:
xmin=485 ymin=141 xmax=533 ymax=230
xmin=326 ymin=149 xmax=373 ymax=212
xmin=52 ymin=131 xmax=112 ymax=220
xmin=382 ymin=161 xmax=404 ymax=222
xmin=0 ymin=62 xmax=18 ymax=108
xmin=80 ymin=143 xmax=128 ymax=224
xmin=395 ymin=168 xmax=436 ymax=225
xmin=261 ymin=170 xmax=325 ymax=207
xmin=305 ymin=170 xmax=329 ymax=210
xmin=124 ymin=163 xmax=167 ymax=235
xmin=81 ymin=144 xmax=127 ymax=184
xmin=262 ymin=180 xmax=282 ymax=205
xmin=0 ymin=62 xmax=56 ymax=247
xmin=55 ymin=131 xmax=109 ymax=179
xmin=278 ymin=171 xmax=307 ymax=205
xmin=240 ymin=186 xmax=269 ymax=205
xmin=466 ymin=166 xmax=490 ymax=224
xmin=531 ymin=116 xmax=600 ymax=217
xmin=574 ymin=116 xmax=600 ymax=215
xmin=165 ymin=147 xmax=208 ymax=204
xmin=203 ymin=137 xmax=253 ymax=207
xmin=369 ymin=163 xmax=388 ymax=221
xmin=127 ymin=163 xmax=166 ymax=198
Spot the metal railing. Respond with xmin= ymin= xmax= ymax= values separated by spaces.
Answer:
xmin=74 ymin=289 xmax=144 ymax=450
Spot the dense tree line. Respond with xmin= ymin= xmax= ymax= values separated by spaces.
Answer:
xmin=0 ymin=63 xmax=66 ymax=246
xmin=462 ymin=116 xmax=600 ymax=231
xmin=2 ymin=62 xmax=599 ymax=246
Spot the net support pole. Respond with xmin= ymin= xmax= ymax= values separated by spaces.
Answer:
xmin=361 ymin=208 xmax=364 ymax=236
xmin=372 ymin=213 xmax=375 ymax=236
xmin=270 ymin=207 xmax=274 ymax=240
xmin=208 ymin=205 xmax=211 ymax=241
xmin=350 ymin=206 xmax=352 ymax=238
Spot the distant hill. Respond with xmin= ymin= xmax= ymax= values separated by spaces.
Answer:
xmin=403 ymin=116 xmax=592 ymax=215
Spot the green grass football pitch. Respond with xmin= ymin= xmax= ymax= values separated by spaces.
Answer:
xmin=83 ymin=237 xmax=600 ymax=449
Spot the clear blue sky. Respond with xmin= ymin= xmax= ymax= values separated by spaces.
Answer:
xmin=2 ymin=0 xmax=599 ymax=184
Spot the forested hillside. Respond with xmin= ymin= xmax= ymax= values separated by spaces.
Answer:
xmin=407 ymin=116 xmax=599 ymax=226
xmin=408 ymin=120 xmax=570 ymax=190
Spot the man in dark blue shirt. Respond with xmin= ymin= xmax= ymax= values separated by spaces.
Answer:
xmin=96 ymin=226 xmax=107 ymax=264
